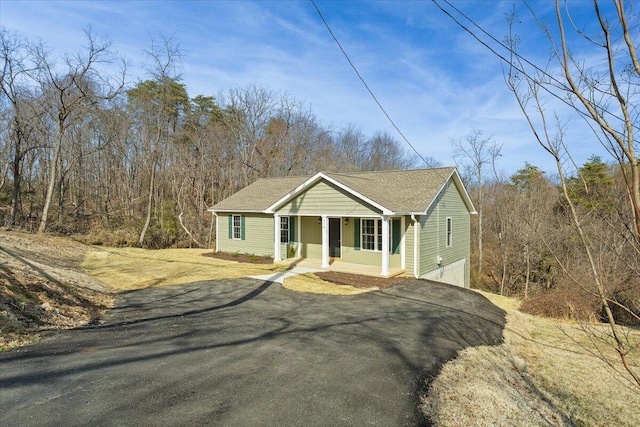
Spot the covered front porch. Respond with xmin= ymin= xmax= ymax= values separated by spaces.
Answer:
xmin=277 ymin=257 xmax=406 ymax=278
xmin=273 ymin=214 xmax=406 ymax=277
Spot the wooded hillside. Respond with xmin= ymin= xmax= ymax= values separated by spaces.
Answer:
xmin=464 ymin=158 xmax=640 ymax=326
xmin=0 ymin=31 xmax=422 ymax=248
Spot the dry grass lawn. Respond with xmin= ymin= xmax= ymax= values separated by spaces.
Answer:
xmin=282 ymin=273 xmax=378 ymax=295
xmin=422 ymin=291 xmax=640 ymax=426
xmin=81 ymin=247 xmax=285 ymax=291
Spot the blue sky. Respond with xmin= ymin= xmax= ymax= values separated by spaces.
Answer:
xmin=0 ymin=0 xmax=613 ymax=177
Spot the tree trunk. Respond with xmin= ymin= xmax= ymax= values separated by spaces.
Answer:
xmin=498 ymin=231 xmax=506 ymax=296
xmin=630 ymin=162 xmax=640 ymax=244
xmin=38 ymin=122 xmax=63 ymax=234
xmin=0 ymin=163 xmax=7 ymax=193
xmin=9 ymin=152 xmax=21 ymax=227
xmin=524 ymin=243 xmax=530 ymax=299
xmin=9 ymin=116 xmax=24 ymax=227
xmin=57 ymin=170 xmax=66 ymax=227
xmin=178 ymin=212 xmax=203 ymax=248
xmin=477 ymin=207 xmax=483 ymax=275
xmin=138 ymin=161 xmax=156 ymax=247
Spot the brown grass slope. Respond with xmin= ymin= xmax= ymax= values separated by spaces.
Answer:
xmin=422 ymin=292 xmax=640 ymax=427
xmin=0 ymin=231 xmax=114 ymax=349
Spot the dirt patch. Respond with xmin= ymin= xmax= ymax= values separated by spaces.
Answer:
xmin=314 ymin=271 xmax=408 ymax=289
xmin=0 ymin=230 xmax=114 ymax=350
xmin=202 ymin=251 xmax=273 ymax=264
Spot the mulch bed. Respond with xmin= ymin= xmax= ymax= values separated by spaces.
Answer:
xmin=314 ymin=271 xmax=407 ymax=289
xmin=202 ymin=251 xmax=274 ymax=264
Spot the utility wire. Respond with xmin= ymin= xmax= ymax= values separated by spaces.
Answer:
xmin=310 ymin=0 xmax=430 ymax=166
xmin=433 ymin=0 xmax=636 ymax=132
xmin=439 ymin=0 xmax=568 ymax=88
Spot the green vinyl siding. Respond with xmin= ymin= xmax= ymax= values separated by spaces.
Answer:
xmin=280 ymin=242 xmax=297 ymax=259
xmin=300 ymin=216 xmax=322 ymax=259
xmin=278 ymin=180 xmax=380 ymax=216
xmin=217 ymin=213 xmax=274 ymax=257
xmin=419 ymin=180 xmax=471 ymax=285
xmin=342 ymin=217 xmax=401 ymax=268
xmin=342 ymin=248 xmax=401 ymax=268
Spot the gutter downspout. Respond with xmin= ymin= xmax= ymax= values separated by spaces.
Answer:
xmin=411 ymin=214 xmax=419 ymax=278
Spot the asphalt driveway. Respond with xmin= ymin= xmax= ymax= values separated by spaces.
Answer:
xmin=0 ymin=278 xmax=505 ymax=426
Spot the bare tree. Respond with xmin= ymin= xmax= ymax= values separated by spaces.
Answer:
xmin=453 ymin=130 xmax=501 ymax=276
xmin=332 ymin=125 xmax=369 ymax=171
xmin=366 ymin=131 xmax=417 ymax=171
xmin=220 ymin=84 xmax=280 ymax=184
xmin=0 ymin=29 xmax=41 ymax=227
xmin=31 ymin=29 xmax=125 ymax=234
xmin=433 ymin=0 xmax=640 ymax=388
xmin=500 ymin=1 xmax=640 ymax=388
xmin=130 ymin=35 xmax=186 ymax=246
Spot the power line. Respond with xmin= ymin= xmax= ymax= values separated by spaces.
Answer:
xmin=433 ymin=0 xmax=637 ymax=133
xmin=310 ymin=0 xmax=430 ymax=167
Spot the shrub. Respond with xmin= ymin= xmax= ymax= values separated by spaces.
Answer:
xmin=520 ymin=288 xmax=600 ymax=322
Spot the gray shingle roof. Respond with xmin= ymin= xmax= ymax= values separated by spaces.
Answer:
xmin=210 ymin=175 xmax=309 ymax=211
xmin=325 ymin=167 xmax=455 ymax=213
xmin=210 ymin=167 xmax=464 ymax=214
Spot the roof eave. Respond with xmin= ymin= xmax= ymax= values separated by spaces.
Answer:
xmin=452 ymin=169 xmax=477 ymax=213
xmin=208 ymin=208 xmax=268 ymax=214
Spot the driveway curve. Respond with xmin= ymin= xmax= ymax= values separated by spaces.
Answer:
xmin=0 ymin=279 xmax=505 ymax=426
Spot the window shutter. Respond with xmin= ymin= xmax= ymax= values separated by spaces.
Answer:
xmin=289 ymin=217 xmax=295 ymax=242
xmin=392 ymin=219 xmax=401 ymax=254
xmin=240 ymin=215 xmax=245 ymax=240
xmin=228 ymin=215 xmax=232 ymax=239
xmin=354 ymin=218 xmax=360 ymax=251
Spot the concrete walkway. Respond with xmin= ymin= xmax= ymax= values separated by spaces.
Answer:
xmin=247 ymin=266 xmax=323 ymax=284
xmin=276 ymin=258 xmax=405 ymax=278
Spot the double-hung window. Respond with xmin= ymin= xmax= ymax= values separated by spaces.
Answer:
xmin=361 ymin=218 xmax=392 ymax=252
xmin=446 ymin=217 xmax=453 ymax=247
xmin=362 ymin=219 xmax=377 ymax=251
xmin=232 ymin=215 xmax=242 ymax=240
xmin=280 ymin=216 xmax=290 ymax=244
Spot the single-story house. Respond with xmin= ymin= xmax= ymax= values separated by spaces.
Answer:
xmin=208 ymin=167 xmax=476 ymax=288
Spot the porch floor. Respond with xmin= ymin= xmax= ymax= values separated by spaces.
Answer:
xmin=277 ymin=258 xmax=406 ymax=278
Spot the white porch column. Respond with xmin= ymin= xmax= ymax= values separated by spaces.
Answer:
xmin=296 ymin=216 xmax=301 ymax=257
xmin=274 ymin=214 xmax=281 ymax=262
xmin=381 ymin=215 xmax=390 ymax=276
xmin=400 ymin=215 xmax=406 ymax=269
xmin=213 ymin=213 xmax=219 ymax=253
xmin=321 ymin=215 xmax=329 ymax=268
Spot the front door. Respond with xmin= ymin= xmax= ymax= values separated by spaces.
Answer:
xmin=329 ymin=218 xmax=341 ymax=258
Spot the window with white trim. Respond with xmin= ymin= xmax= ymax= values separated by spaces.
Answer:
xmin=233 ymin=215 xmax=242 ymax=240
xmin=362 ymin=219 xmax=376 ymax=251
xmin=361 ymin=218 xmax=392 ymax=252
xmin=446 ymin=217 xmax=452 ymax=247
xmin=280 ymin=216 xmax=290 ymax=244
